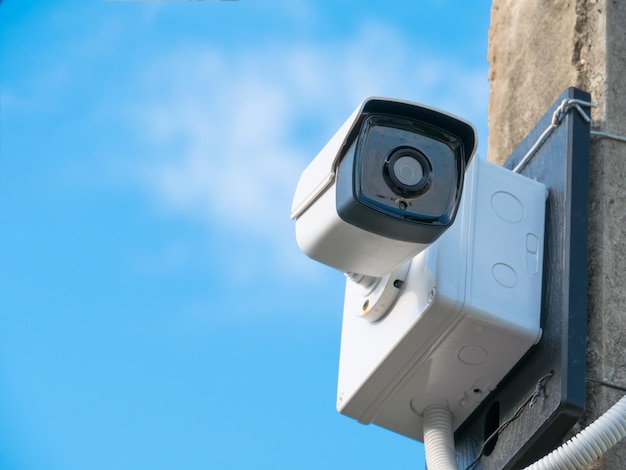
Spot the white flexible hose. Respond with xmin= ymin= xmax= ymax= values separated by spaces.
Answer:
xmin=524 ymin=394 xmax=626 ymax=469
xmin=423 ymin=405 xmax=459 ymax=470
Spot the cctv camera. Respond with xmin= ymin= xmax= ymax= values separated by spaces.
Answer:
xmin=291 ymin=97 xmax=477 ymax=277
xmin=291 ymin=97 xmax=547 ymax=445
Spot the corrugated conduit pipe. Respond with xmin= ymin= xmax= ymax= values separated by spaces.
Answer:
xmin=523 ymin=394 xmax=626 ymax=469
xmin=423 ymin=405 xmax=459 ymax=470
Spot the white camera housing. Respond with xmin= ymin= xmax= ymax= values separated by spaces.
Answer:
xmin=291 ymin=97 xmax=477 ymax=277
xmin=336 ymin=156 xmax=546 ymax=440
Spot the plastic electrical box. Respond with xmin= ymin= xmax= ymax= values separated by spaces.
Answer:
xmin=336 ymin=156 xmax=547 ymax=440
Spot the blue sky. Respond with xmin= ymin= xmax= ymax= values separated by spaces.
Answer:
xmin=0 ymin=1 xmax=491 ymax=469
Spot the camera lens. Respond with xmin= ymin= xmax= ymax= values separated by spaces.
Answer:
xmin=392 ymin=156 xmax=424 ymax=187
xmin=384 ymin=147 xmax=431 ymax=197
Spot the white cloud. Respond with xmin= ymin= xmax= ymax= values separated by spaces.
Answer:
xmin=127 ymin=20 xmax=489 ymax=280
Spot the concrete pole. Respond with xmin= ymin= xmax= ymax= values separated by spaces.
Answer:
xmin=487 ymin=0 xmax=626 ymax=467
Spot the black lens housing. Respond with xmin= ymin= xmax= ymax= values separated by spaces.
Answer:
xmin=334 ymin=99 xmax=476 ymax=245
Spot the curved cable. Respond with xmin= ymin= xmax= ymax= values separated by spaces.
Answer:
xmin=524 ymin=394 xmax=626 ymax=469
xmin=423 ymin=405 xmax=459 ymax=470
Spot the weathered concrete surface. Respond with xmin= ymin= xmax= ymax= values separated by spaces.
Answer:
xmin=488 ymin=0 xmax=626 ymax=467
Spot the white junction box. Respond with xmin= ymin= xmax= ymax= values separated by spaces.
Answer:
xmin=336 ymin=157 xmax=547 ymax=441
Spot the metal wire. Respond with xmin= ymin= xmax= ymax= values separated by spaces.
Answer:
xmin=464 ymin=372 xmax=555 ymax=470
xmin=512 ymin=99 xmax=596 ymax=173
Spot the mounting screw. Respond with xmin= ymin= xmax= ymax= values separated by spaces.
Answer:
xmin=428 ymin=287 xmax=437 ymax=303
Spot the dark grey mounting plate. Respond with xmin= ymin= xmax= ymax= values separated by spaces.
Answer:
xmin=454 ymin=87 xmax=591 ymax=469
